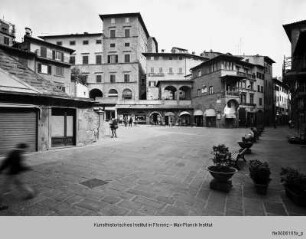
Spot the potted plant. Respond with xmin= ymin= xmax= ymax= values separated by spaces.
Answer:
xmin=249 ymin=159 xmax=271 ymax=195
xmin=207 ymin=144 xmax=237 ymax=192
xmin=280 ymin=167 xmax=306 ymax=207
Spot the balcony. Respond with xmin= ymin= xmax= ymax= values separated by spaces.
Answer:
xmin=240 ymin=102 xmax=256 ymax=107
xmin=148 ymin=73 xmax=165 ymax=77
xmin=221 ymin=70 xmax=255 ymax=81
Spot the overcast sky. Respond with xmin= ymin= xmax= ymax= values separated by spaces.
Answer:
xmin=1 ymin=0 xmax=306 ymax=77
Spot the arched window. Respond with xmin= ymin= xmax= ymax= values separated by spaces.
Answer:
xmin=89 ymin=89 xmax=103 ymax=100
xmin=209 ymin=86 xmax=214 ymax=95
xmin=108 ymin=89 xmax=118 ymax=97
xmin=122 ymin=89 xmax=132 ymax=100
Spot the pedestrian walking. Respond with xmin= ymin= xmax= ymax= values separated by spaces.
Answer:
xmin=129 ymin=117 xmax=133 ymax=127
xmin=0 ymin=143 xmax=35 ymax=210
xmin=110 ymin=118 xmax=118 ymax=138
xmin=123 ymin=116 xmax=128 ymax=127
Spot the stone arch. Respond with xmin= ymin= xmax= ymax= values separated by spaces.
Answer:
xmin=163 ymin=86 xmax=177 ymax=100
xmin=89 ymin=88 xmax=103 ymax=100
xmin=149 ymin=111 xmax=162 ymax=125
xmin=122 ymin=88 xmax=133 ymax=100
xmin=179 ymin=86 xmax=191 ymax=100
xmin=108 ymin=89 xmax=118 ymax=98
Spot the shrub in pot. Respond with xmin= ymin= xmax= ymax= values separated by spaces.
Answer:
xmin=249 ymin=159 xmax=271 ymax=195
xmin=280 ymin=167 xmax=306 ymax=207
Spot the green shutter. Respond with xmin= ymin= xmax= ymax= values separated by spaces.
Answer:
xmin=48 ymin=65 xmax=52 ymax=74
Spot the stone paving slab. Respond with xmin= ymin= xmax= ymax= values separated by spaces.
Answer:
xmin=1 ymin=126 xmax=306 ymax=216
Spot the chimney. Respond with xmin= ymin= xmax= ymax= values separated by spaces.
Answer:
xmin=25 ymin=27 xmax=32 ymax=37
xmin=161 ymin=49 xmax=165 ymax=53
xmin=192 ymin=51 xmax=195 ymax=55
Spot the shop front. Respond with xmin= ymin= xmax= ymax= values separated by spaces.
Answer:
xmin=193 ymin=110 xmax=204 ymax=127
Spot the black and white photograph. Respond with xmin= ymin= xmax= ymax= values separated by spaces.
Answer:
xmin=0 ymin=0 xmax=306 ymax=238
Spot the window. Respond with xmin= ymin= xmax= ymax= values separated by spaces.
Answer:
xmin=83 ymin=40 xmax=89 ymax=45
xmin=96 ymin=75 xmax=102 ymax=83
xmin=241 ymin=93 xmax=246 ymax=104
xmin=125 ymin=29 xmax=130 ymax=38
xmin=107 ymin=55 xmax=118 ymax=63
xmin=198 ymin=71 xmax=202 ymax=77
xmin=110 ymin=43 xmax=116 ymax=47
xmin=55 ymin=66 xmax=64 ymax=76
xmin=55 ymin=51 xmax=64 ymax=61
xmin=82 ymin=55 xmax=89 ymax=64
xmin=258 ymin=85 xmax=260 ymax=92
xmin=37 ymin=63 xmax=51 ymax=75
xmin=169 ymin=57 xmax=173 ymax=60
xmin=110 ymin=74 xmax=116 ymax=83
xmin=124 ymin=74 xmax=130 ymax=83
xmin=250 ymin=94 xmax=254 ymax=104
xmin=124 ymin=54 xmax=130 ymax=63
xmin=4 ymin=37 xmax=9 ymax=45
xmin=159 ymin=67 xmax=163 ymax=73
xmin=125 ymin=17 xmax=130 ymax=23
xmin=40 ymin=46 xmax=47 ymax=58
xmin=250 ymin=82 xmax=254 ymax=90
xmin=261 ymin=86 xmax=264 ymax=93
xmin=201 ymin=85 xmax=207 ymax=93
xmin=96 ymin=55 xmax=102 ymax=64
xmin=70 ymin=56 xmax=75 ymax=65
xmin=179 ymin=67 xmax=183 ymax=74
xmin=197 ymin=89 xmax=201 ymax=96
xmin=56 ymin=41 xmax=62 ymax=46
xmin=154 ymin=56 xmax=159 ymax=60
xmin=179 ymin=56 xmax=183 ymax=60
xmin=169 ymin=67 xmax=173 ymax=74
xmin=125 ymin=42 xmax=130 ymax=47
xmin=96 ymin=39 xmax=102 ymax=44
xmin=150 ymin=67 xmax=154 ymax=73
xmin=110 ymin=29 xmax=116 ymax=38
xmin=111 ymin=18 xmax=115 ymax=24
xmin=149 ymin=81 xmax=156 ymax=87
xmin=69 ymin=41 xmax=75 ymax=46
xmin=209 ymin=86 xmax=214 ymax=94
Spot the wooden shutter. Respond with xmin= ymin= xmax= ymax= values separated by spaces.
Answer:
xmin=115 ymin=55 xmax=118 ymax=63
xmin=61 ymin=52 xmax=64 ymax=62
xmin=40 ymin=46 xmax=47 ymax=58
xmin=37 ymin=63 xmax=41 ymax=73
xmin=48 ymin=65 xmax=52 ymax=74
xmin=52 ymin=50 xmax=55 ymax=60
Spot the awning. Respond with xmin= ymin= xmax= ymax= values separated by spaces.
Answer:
xmin=193 ymin=110 xmax=204 ymax=116
xmin=204 ymin=109 xmax=216 ymax=117
xmin=225 ymin=113 xmax=236 ymax=119
xmin=179 ymin=111 xmax=191 ymax=117
xmin=165 ymin=112 xmax=175 ymax=116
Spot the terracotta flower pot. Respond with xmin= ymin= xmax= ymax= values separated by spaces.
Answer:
xmin=207 ymin=166 xmax=237 ymax=182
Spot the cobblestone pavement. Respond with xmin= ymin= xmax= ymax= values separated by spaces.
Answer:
xmin=1 ymin=125 xmax=306 ymax=216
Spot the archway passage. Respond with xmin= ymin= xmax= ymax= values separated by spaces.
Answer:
xmin=179 ymin=86 xmax=191 ymax=100
xmin=122 ymin=89 xmax=133 ymax=100
xmin=108 ymin=89 xmax=118 ymax=98
xmin=89 ymin=89 xmax=103 ymax=100
xmin=149 ymin=112 xmax=162 ymax=125
xmin=164 ymin=86 xmax=177 ymax=100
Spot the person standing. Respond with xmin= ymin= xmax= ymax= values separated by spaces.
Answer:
xmin=110 ymin=118 xmax=118 ymax=138
xmin=0 ymin=143 xmax=35 ymax=210
xmin=129 ymin=117 xmax=133 ymax=127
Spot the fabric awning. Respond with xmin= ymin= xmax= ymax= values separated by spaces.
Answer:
xmin=165 ymin=112 xmax=175 ymax=116
xmin=193 ymin=110 xmax=204 ymax=116
xmin=179 ymin=111 xmax=191 ymax=117
xmin=204 ymin=109 xmax=216 ymax=117
xmin=225 ymin=113 xmax=236 ymax=118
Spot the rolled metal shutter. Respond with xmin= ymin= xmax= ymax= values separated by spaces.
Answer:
xmin=0 ymin=108 xmax=37 ymax=156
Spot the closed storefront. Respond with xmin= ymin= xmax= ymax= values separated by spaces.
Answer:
xmin=51 ymin=108 xmax=76 ymax=147
xmin=0 ymin=108 xmax=37 ymax=156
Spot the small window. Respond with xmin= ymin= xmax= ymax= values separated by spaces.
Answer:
xmin=83 ymin=40 xmax=89 ymax=45
xmin=107 ymin=55 xmax=118 ymax=64
xmin=159 ymin=67 xmax=163 ymax=73
xmin=96 ymin=39 xmax=102 ymax=44
xmin=70 ymin=56 xmax=75 ymax=65
xmin=197 ymin=89 xmax=201 ymax=96
xmin=209 ymin=86 xmax=214 ymax=94
xmin=96 ymin=75 xmax=102 ymax=83
xmin=261 ymin=86 xmax=264 ymax=93
xmin=201 ymin=85 xmax=207 ymax=93
xmin=125 ymin=42 xmax=130 ymax=47
xmin=110 ymin=29 xmax=116 ymax=38
xmin=179 ymin=56 xmax=183 ymax=60
xmin=69 ymin=41 xmax=76 ymax=46
xmin=96 ymin=55 xmax=102 ymax=64
xmin=110 ymin=74 xmax=116 ymax=83
xmin=124 ymin=74 xmax=130 ymax=83
xmin=111 ymin=18 xmax=115 ymax=24
xmin=150 ymin=67 xmax=154 ymax=73
xmin=257 ymin=85 xmax=260 ymax=92
xmin=55 ymin=66 xmax=64 ymax=76
xmin=125 ymin=17 xmax=130 ymax=23
xmin=37 ymin=63 xmax=51 ymax=75
xmin=56 ymin=41 xmax=62 ymax=46
xmin=250 ymin=94 xmax=254 ymax=104
xmin=124 ymin=54 xmax=130 ymax=63
xmin=4 ymin=37 xmax=9 ymax=45
xmin=179 ymin=68 xmax=183 ymax=74
xmin=149 ymin=81 xmax=156 ymax=87
xmin=82 ymin=55 xmax=89 ymax=64
xmin=125 ymin=29 xmax=130 ymax=38
xmin=110 ymin=43 xmax=116 ymax=47
xmin=169 ymin=67 xmax=173 ymax=74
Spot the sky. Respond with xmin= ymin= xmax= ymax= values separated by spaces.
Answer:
xmin=1 ymin=0 xmax=306 ymax=77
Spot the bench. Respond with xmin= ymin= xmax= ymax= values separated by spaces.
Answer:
xmin=230 ymin=148 xmax=248 ymax=170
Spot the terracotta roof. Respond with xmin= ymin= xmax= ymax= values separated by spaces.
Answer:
xmin=283 ymin=20 xmax=306 ymax=41
xmin=0 ymin=49 xmax=68 ymax=97
xmin=39 ymin=32 xmax=103 ymax=39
